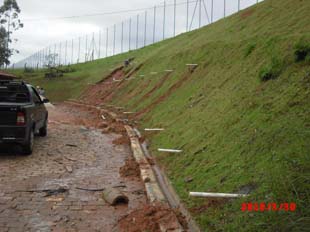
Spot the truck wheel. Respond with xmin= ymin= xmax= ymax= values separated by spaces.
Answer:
xmin=39 ymin=119 xmax=47 ymax=137
xmin=23 ymin=129 xmax=34 ymax=155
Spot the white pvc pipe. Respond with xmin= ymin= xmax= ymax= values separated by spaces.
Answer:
xmin=189 ymin=192 xmax=248 ymax=198
xmin=144 ymin=128 xmax=165 ymax=131
xmin=158 ymin=148 xmax=182 ymax=153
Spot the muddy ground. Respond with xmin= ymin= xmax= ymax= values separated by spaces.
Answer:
xmin=0 ymin=104 xmax=167 ymax=232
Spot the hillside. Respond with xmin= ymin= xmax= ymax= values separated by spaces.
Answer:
xmin=11 ymin=0 xmax=310 ymax=230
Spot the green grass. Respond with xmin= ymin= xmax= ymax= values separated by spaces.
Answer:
xmin=9 ymin=0 xmax=310 ymax=230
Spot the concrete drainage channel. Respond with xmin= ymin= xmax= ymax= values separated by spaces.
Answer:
xmin=65 ymin=100 xmax=200 ymax=232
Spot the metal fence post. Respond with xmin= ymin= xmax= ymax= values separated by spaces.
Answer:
xmin=174 ymin=0 xmax=176 ymax=36
xmin=153 ymin=6 xmax=156 ymax=43
xmin=113 ymin=24 xmax=116 ymax=55
xmin=98 ymin=31 xmax=101 ymax=59
xmin=85 ymin=35 xmax=88 ymax=62
xmin=59 ymin=42 xmax=62 ymax=66
xmin=106 ymin=28 xmax=109 ymax=57
xmin=211 ymin=0 xmax=214 ymax=23
xmin=186 ymin=0 xmax=189 ymax=32
xmin=199 ymin=0 xmax=201 ymax=28
xmin=71 ymin=39 xmax=74 ymax=65
xmin=129 ymin=18 xmax=132 ymax=50
xmin=136 ymin=14 xmax=139 ymax=49
xmin=65 ymin=40 xmax=68 ymax=65
xmin=53 ymin=45 xmax=55 ymax=66
xmin=163 ymin=1 xmax=166 ymax=40
xmin=78 ymin=37 xmax=81 ymax=63
xmin=121 ymin=22 xmax=124 ymax=53
xmin=91 ymin=32 xmax=95 ymax=61
xmin=144 ymin=11 xmax=147 ymax=47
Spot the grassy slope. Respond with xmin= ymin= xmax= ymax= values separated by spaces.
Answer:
xmin=11 ymin=0 xmax=310 ymax=230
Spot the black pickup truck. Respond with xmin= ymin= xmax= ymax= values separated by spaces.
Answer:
xmin=0 ymin=79 xmax=49 ymax=155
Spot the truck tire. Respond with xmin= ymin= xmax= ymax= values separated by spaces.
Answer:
xmin=39 ymin=118 xmax=48 ymax=137
xmin=23 ymin=129 xmax=34 ymax=155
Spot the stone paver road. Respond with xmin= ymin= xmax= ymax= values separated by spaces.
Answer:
xmin=0 ymin=104 xmax=147 ymax=232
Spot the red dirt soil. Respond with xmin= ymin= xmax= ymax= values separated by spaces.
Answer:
xmin=131 ymin=72 xmax=172 ymax=108
xmin=118 ymin=203 xmax=186 ymax=232
xmin=119 ymin=158 xmax=141 ymax=179
xmin=135 ymin=70 xmax=194 ymax=119
xmin=113 ymin=135 xmax=130 ymax=145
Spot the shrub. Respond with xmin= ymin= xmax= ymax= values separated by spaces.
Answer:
xmin=259 ymin=57 xmax=283 ymax=82
xmin=294 ymin=39 xmax=310 ymax=62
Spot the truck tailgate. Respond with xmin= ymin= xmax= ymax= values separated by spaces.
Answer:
xmin=0 ymin=106 xmax=17 ymax=125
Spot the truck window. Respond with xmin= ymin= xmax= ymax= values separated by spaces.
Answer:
xmin=30 ymin=87 xmax=42 ymax=104
xmin=0 ymin=82 xmax=30 ymax=103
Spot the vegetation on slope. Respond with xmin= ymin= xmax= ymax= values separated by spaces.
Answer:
xmin=10 ymin=0 xmax=310 ymax=230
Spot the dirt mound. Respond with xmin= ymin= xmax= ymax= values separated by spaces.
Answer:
xmin=118 ymin=203 xmax=184 ymax=232
xmin=119 ymin=158 xmax=140 ymax=178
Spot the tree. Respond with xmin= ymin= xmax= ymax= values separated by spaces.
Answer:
xmin=0 ymin=0 xmax=23 ymax=67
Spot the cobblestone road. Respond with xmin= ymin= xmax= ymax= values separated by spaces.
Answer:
xmin=0 ymin=104 xmax=147 ymax=232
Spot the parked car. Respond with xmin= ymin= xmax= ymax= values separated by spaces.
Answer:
xmin=0 ymin=79 xmax=49 ymax=155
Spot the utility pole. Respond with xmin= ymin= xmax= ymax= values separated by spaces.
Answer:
xmin=238 ymin=0 xmax=240 ymax=11
xmin=224 ymin=0 xmax=226 ymax=17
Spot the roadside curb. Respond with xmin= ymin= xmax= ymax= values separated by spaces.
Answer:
xmin=65 ymin=100 xmax=184 ymax=231
xmin=124 ymin=125 xmax=166 ymax=203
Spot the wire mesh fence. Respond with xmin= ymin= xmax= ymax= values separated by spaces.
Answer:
xmin=14 ymin=0 xmax=262 ymax=69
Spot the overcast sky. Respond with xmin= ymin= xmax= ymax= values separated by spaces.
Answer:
xmin=0 ymin=0 xmax=261 ymax=65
